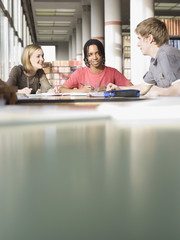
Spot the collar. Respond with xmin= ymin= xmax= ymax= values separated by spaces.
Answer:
xmin=151 ymin=44 xmax=167 ymax=65
xmin=151 ymin=57 xmax=157 ymax=65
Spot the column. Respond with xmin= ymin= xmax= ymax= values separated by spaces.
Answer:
xmin=91 ymin=0 xmax=104 ymax=44
xmin=105 ymin=0 xmax=122 ymax=72
xmin=68 ymin=35 xmax=72 ymax=60
xmin=4 ymin=17 xmax=9 ymax=81
xmin=130 ymin=0 xmax=154 ymax=84
xmin=72 ymin=28 xmax=76 ymax=60
xmin=76 ymin=18 xmax=82 ymax=61
xmin=82 ymin=4 xmax=91 ymax=46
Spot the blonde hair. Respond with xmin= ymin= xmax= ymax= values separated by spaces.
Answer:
xmin=135 ymin=17 xmax=169 ymax=47
xmin=21 ymin=44 xmax=43 ymax=73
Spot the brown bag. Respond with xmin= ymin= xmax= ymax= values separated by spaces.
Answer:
xmin=0 ymin=79 xmax=17 ymax=104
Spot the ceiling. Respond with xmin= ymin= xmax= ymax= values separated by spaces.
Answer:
xmin=22 ymin=0 xmax=180 ymax=45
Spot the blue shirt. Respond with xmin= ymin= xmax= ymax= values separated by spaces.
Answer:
xmin=143 ymin=44 xmax=180 ymax=87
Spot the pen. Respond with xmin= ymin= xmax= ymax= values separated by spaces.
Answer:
xmin=80 ymin=83 xmax=86 ymax=86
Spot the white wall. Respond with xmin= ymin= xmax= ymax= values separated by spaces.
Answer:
xmin=56 ymin=42 xmax=69 ymax=60
xmin=41 ymin=46 xmax=56 ymax=62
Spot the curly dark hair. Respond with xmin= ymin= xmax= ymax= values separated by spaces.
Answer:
xmin=83 ymin=39 xmax=105 ymax=66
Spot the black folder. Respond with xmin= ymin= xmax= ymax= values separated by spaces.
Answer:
xmin=104 ymin=89 xmax=140 ymax=98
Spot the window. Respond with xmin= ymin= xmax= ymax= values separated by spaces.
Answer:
xmin=0 ymin=0 xmax=31 ymax=80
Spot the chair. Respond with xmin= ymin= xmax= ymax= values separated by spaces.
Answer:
xmin=0 ymin=79 xmax=17 ymax=104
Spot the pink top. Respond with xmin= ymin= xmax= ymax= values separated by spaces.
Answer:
xmin=64 ymin=66 xmax=131 ymax=89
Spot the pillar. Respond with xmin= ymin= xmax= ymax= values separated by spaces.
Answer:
xmin=76 ymin=18 xmax=83 ymax=61
xmin=91 ymin=0 xmax=104 ymax=44
xmin=72 ymin=28 xmax=76 ymax=60
xmin=130 ymin=0 xmax=154 ymax=84
xmin=68 ymin=35 xmax=72 ymax=60
xmin=82 ymin=4 xmax=91 ymax=46
xmin=105 ymin=0 xmax=122 ymax=72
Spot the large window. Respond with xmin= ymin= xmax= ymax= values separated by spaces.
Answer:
xmin=0 ymin=0 xmax=32 ymax=81
xmin=0 ymin=7 xmax=5 ymax=80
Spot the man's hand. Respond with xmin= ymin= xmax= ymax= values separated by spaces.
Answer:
xmin=96 ymin=86 xmax=106 ymax=92
xmin=106 ymin=83 xmax=119 ymax=91
xmin=79 ymin=85 xmax=94 ymax=93
xmin=147 ymin=82 xmax=180 ymax=97
xmin=54 ymin=84 xmax=94 ymax=93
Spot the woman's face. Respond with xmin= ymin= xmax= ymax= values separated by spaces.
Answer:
xmin=30 ymin=48 xmax=44 ymax=71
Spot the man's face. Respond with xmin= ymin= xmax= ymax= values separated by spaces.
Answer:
xmin=137 ymin=34 xmax=151 ymax=56
xmin=87 ymin=45 xmax=102 ymax=68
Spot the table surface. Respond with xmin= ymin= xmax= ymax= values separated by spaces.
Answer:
xmin=17 ymin=94 xmax=145 ymax=104
xmin=1 ymin=96 xmax=180 ymax=240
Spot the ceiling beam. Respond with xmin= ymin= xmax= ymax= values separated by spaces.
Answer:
xmin=155 ymin=10 xmax=180 ymax=17
xmin=21 ymin=0 xmax=37 ymax=43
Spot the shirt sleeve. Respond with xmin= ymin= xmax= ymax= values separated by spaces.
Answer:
xmin=158 ymin=51 xmax=179 ymax=85
xmin=114 ymin=69 xmax=131 ymax=86
xmin=143 ymin=71 xmax=156 ymax=85
xmin=64 ymin=68 xmax=81 ymax=88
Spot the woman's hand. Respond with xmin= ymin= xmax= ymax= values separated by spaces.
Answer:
xmin=47 ymin=88 xmax=58 ymax=94
xmin=18 ymin=87 xmax=32 ymax=95
xmin=106 ymin=83 xmax=119 ymax=91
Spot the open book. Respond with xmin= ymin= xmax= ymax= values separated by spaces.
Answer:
xmin=26 ymin=91 xmax=105 ymax=98
xmin=19 ymin=89 xmax=140 ymax=98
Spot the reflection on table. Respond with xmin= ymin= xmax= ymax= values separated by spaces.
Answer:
xmin=1 ymin=102 xmax=180 ymax=240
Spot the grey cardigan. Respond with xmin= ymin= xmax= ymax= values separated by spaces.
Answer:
xmin=7 ymin=65 xmax=52 ymax=93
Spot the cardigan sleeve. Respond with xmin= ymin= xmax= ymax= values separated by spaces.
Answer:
xmin=6 ymin=65 xmax=22 ymax=86
xmin=39 ymin=69 xmax=52 ymax=92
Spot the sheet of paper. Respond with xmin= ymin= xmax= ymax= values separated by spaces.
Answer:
xmin=26 ymin=91 xmax=105 ymax=98
xmin=89 ymin=91 xmax=105 ymax=97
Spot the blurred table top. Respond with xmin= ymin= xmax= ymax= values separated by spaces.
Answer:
xmin=1 ymin=96 xmax=180 ymax=240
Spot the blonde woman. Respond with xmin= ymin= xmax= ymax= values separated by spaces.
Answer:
xmin=7 ymin=44 xmax=54 ymax=94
